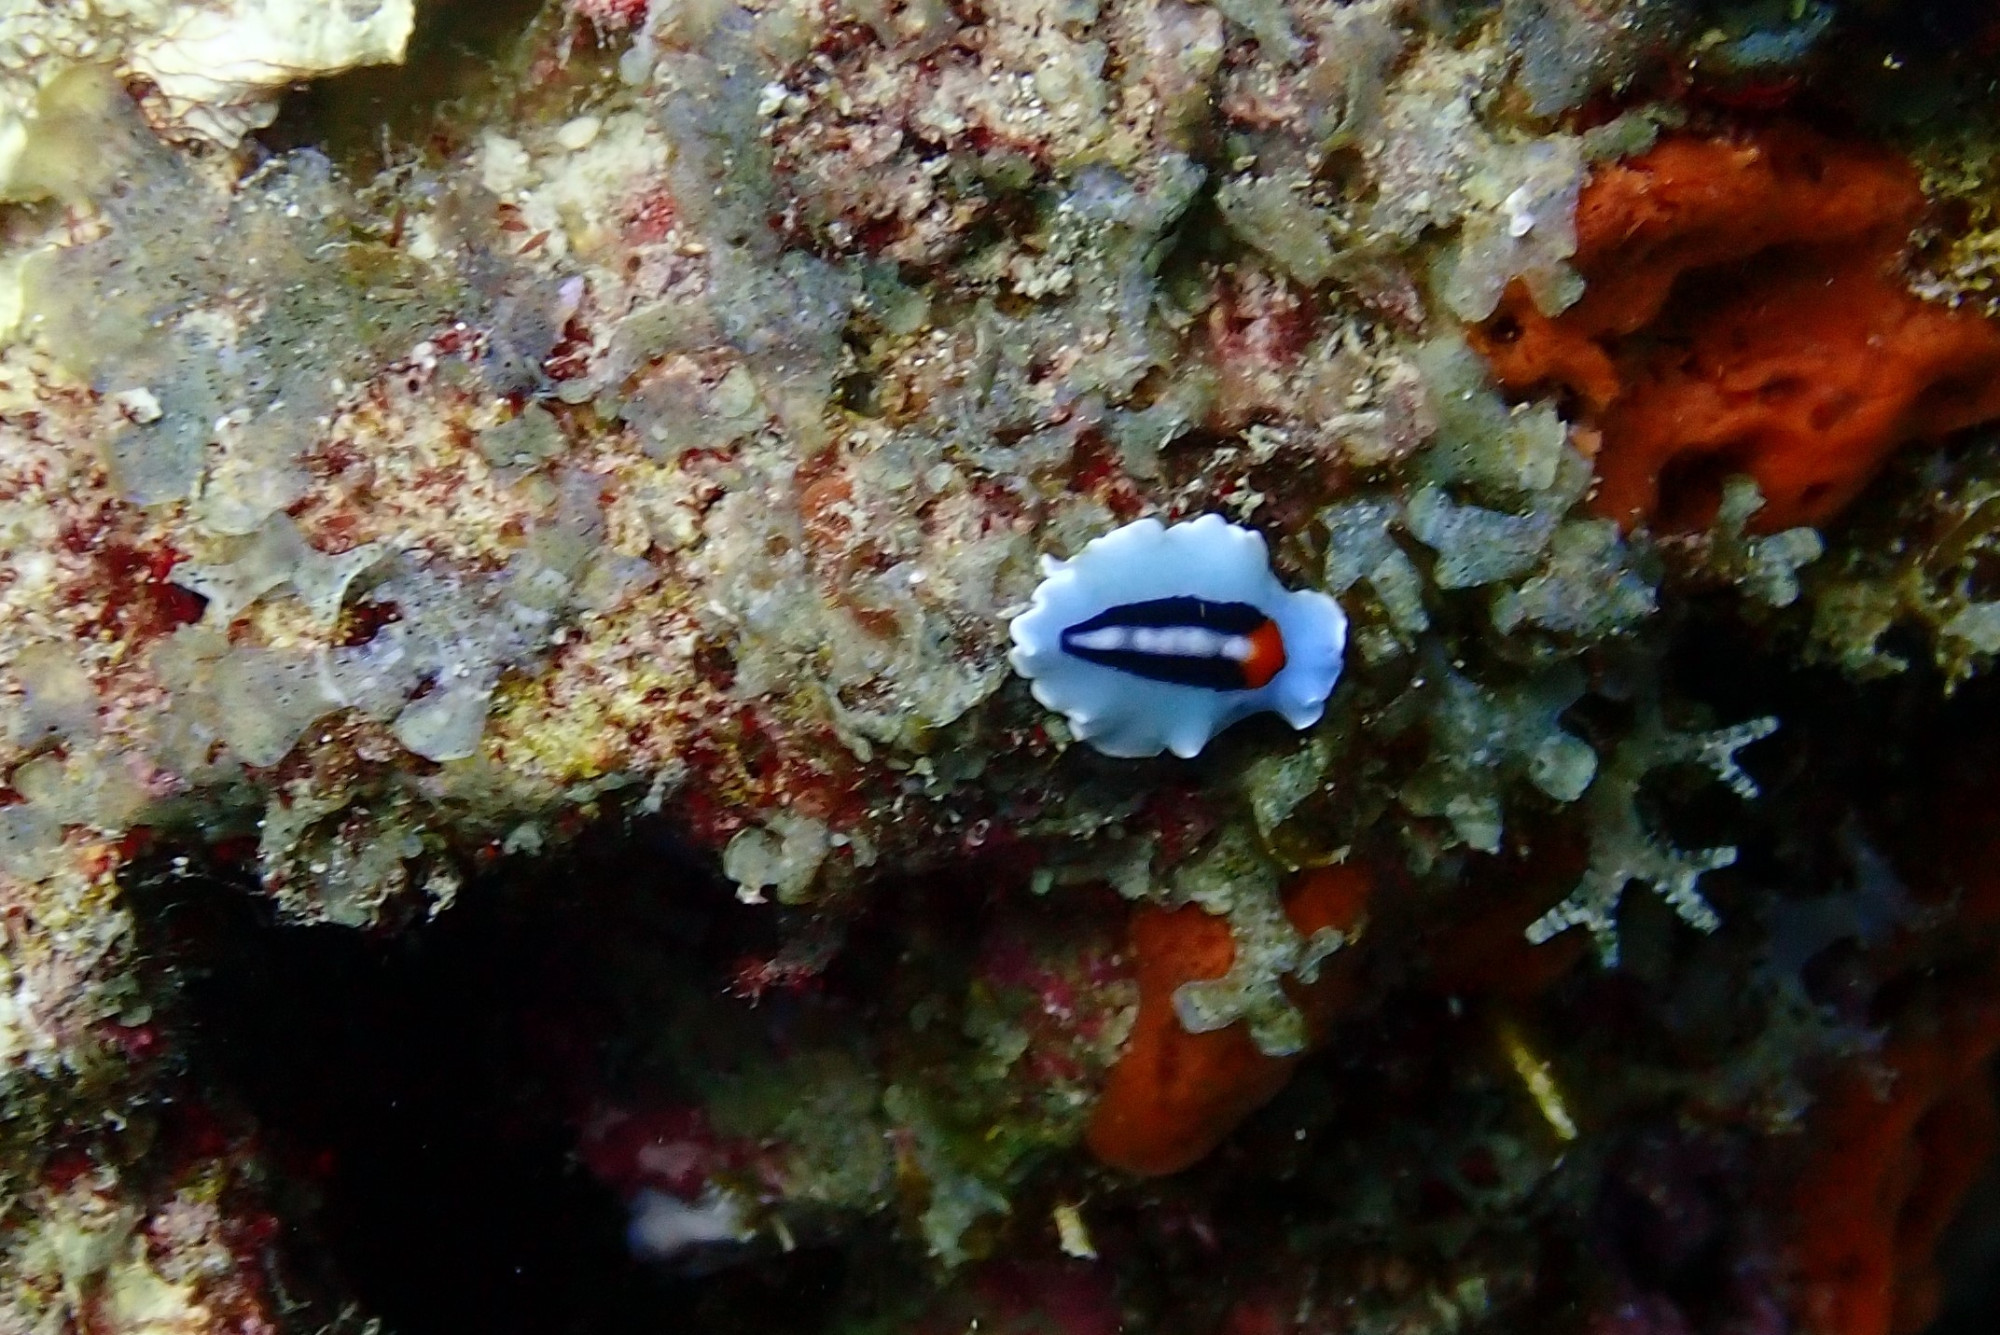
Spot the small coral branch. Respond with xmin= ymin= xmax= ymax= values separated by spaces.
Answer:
xmin=1528 ymin=707 xmax=1778 ymax=967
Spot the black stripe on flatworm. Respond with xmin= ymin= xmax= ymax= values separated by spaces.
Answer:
xmin=1064 ymin=596 xmax=1266 ymax=636
xmin=1060 ymin=596 xmax=1266 ymax=691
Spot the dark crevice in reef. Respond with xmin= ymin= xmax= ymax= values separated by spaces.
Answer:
xmin=1665 ymin=595 xmax=1978 ymax=837
xmin=1929 ymin=1065 xmax=2000 ymax=1335
xmin=125 ymin=823 xmax=850 ymax=1335
xmin=256 ymin=0 xmax=556 ymax=174
xmin=114 ymin=610 xmax=2000 ymax=1335
xmin=1664 ymin=607 xmax=2000 ymax=1335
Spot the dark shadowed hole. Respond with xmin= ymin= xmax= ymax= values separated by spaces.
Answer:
xmin=1962 ymin=549 xmax=2000 ymax=604
xmin=256 ymin=0 xmax=554 ymax=172
xmin=1667 ymin=609 xmax=2000 ymax=1334
xmin=1757 ymin=376 xmax=1806 ymax=405
xmin=1652 ymin=447 xmax=1751 ymax=533
xmin=1870 ymin=0 xmax=2000 ymax=50
xmin=1929 ymin=1067 xmax=2000 ymax=1335
xmin=124 ymin=823 xmax=848 ymax=1335
xmin=1809 ymin=391 xmax=1860 ymax=433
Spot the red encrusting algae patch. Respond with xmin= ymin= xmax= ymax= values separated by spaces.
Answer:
xmin=1085 ymin=864 xmax=1374 ymax=1176
xmin=1472 ymin=125 xmax=2000 ymax=533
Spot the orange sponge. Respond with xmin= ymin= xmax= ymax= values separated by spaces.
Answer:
xmin=1784 ymin=757 xmax=2000 ymax=1335
xmin=1085 ymin=865 xmax=1373 ymax=1176
xmin=1788 ymin=999 xmax=2000 ymax=1335
xmin=1473 ymin=125 xmax=2000 ymax=532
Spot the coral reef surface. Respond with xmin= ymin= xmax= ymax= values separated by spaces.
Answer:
xmin=3 ymin=0 xmax=2000 ymax=1333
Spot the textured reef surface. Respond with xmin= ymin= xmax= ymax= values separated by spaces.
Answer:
xmin=6 ymin=0 xmax=2000 ymax=1331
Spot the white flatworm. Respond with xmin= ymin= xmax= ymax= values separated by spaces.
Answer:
xmin=1008 ymin=514 xmax=1348 ymax=758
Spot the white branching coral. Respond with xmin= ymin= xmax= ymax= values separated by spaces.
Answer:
xmin=1401 ymin=661 xmax=1597 ymax=857
xmin=1527 ymin=704 xmax=1778 ymax=967
xmin=1160 ymin=828 xmax=1351 ymax=1058
xmin=1701 ymin=477 xmax=1825 ymax=610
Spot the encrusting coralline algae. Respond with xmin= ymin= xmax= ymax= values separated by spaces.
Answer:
xmin=5 ymin=0 xmax=2000 ymax=1331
